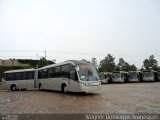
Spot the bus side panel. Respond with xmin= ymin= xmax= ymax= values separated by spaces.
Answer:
xmin=68 ymin=79 xmax=80 ymax=92
xmin=54 ymin=78 xmax=69 ymax=91
xmin=16 ymin=80 xmax=27 ymax=89
xmin=27 ymin=79 xmax=35 ymax=89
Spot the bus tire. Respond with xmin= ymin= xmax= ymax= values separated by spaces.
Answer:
xmin=62 ymin=84 xmax=67 ymax=93
xmin=11 ymin=84 xmax=17 ymax=91
xmin=39 ymin=84 xmax=43 ymax=91
xmin=21 ymin=89 xmax=27 ymax=91
xmin=140 ymin=79 xmax=143 ymax=82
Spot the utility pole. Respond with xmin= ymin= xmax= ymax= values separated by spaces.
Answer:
xmin=11 ymin=59 xmax=13 ymax=70
xmin=91 ymin=58 xmax=98 ymax=69
xmin=36 ymin=54 xmax=39 ymax=60
xmin=45 ymin=50 xmax=46 ymax=59
xmin=36 ymin=54 xmax=39 ymax=69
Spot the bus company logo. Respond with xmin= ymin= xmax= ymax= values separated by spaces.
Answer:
xmin=2 ymin=114 xmax=18 ymax=120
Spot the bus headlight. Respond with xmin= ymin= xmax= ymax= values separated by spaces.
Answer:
xmin=85 ymin=83 xmax=88 ymax=86
xmin=81 ymin=83 xmax=88 ymax=86
xmin=81 ymin=83 xmax=85 ymax=86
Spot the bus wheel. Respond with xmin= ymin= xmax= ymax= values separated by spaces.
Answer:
xmin=108 ymin=80 xmax=112 ymax=83
xmin=39 ymin=84 xmax=43 ymax=91
xmin=21 ymin=89 xmax=26 ymax=91
xmin=62 ymin=85 xmax=67 ymax=93
xmin=11 ymin=84 xmax=17 ymax=91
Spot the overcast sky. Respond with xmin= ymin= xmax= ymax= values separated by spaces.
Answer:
xmin=0 ymin=0 xmax=160 ymax=68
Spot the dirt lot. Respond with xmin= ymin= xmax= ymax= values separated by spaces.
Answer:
xmin=0 ymin=82 xmax=160 ymax=114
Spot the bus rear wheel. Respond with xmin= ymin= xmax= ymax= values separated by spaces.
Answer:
xmin=11 ymin=84 xmax=17 ymax=91
xmin=62 ymin=84 xmax=67 ymax=93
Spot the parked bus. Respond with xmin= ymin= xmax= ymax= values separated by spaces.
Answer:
xmin=157 ymin=71 xmax=160 ymax=81
xmin=98 ymin=72 xmax=112 ymax=84
xmin=128 ymin=71 xmax=143 ymax=82
xmin=2 ymin=68 xmax=37 ymax=91
xmin=142 ymin=70 xmax=158 ymax=82
xmin=112 ymin=71 xmax=128 ymax=83
xmin=37 ymin=60 xmax=101 ymax=93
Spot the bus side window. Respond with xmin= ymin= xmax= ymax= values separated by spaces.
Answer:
xmin=70 ymin=70 xmax=78 ymax=81
xmin=55 ymin=66 xmax=61 ymax=77
xmin=7 ymin=73 xmax=14 ymax=81
xmin=14 ymin=72 xmax=22 ymax=80
xmin=28 ymin=72 xmax=34 ymax=79
xmin=48 ymin=68 xmax=54 ymax=78
xmin=42 ymin=69 xmax=48 ymax=78
xmin=61 ymin=64 xmax=70 ymax=78
xmin=23 ymin=72 xmax=28 ymax=80
xmin=38 ymin=70 xmax=42 ymax=79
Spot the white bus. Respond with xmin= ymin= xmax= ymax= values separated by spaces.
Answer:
xmin=98 ymin=72 xmax=112 ymax=84
xmin=2 ymin=68 xmax=37 ymax=91
xmin=142 ymin=70 xmax=158 ymax=82
xmin=157 ymin=71 xmax=160 ymax=81
xmin=112 ymin=71 xmax=128 ymax=83
xmin=128 ymin=71 xmax=143 ymax=82
xmin=37 ymin=60 xmax=101 ymax=93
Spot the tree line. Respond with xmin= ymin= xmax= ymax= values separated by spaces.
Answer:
xmin=97 ymin=54 xmax=160 ymax=72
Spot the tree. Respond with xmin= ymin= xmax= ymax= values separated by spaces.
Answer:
xmin=38 ymin=57 xmax=49 ymax=68
xmin=98 ymin=54 xmax=116 ymax=72
xmin=117 ymin=58 xmax=137 ymax=71
xmin=117 ymin=58 xmax=125 ymax=70
xmin=143 ymin=55 xmax=158 ymax=70
xmin=129 ymin=64 xmax=137 ymax=71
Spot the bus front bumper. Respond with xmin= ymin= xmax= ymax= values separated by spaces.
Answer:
xmin=101 ymin=79 xmax=108 ymax=84
xmin=112 ymin=78 xmax=124 ymax=83
xmin=143 ymin=77 xmax=154 ymax=81
xmin=129 ymin=78 xmax=139 ymax=82
xmin=80 ymin=85 xmax=101 ymax=93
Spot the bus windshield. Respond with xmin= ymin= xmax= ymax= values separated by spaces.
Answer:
xmin=143 ymin=72 xmax=153 ymax=77
xmin=128 ymin=72 xmax=137 ymax=79
xmin=112 ymin=73 xmax=121 ymax=79
xmin=99 ymin=73 xmax=105 ymax=80
xmin=78 ymin=65 xmax=99 ymax=81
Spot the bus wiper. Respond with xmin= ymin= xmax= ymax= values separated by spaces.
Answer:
xmin=87 ymin=69 xmax=93 ymax=76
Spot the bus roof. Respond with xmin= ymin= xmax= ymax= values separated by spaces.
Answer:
xmin=99 ymin=72 xmax=112 ymax=74
xmin=113 ymin=71 xmax=128 ymax=73
xmin=143 ymin=70 xmax=157 ymax=72
xmin=128 ymin=71 xmax=142 ymax=73
xmin=4 ymin=68 xmax=35 ymax=73
xmin=38 ymin=60 xmax=92 ymax=70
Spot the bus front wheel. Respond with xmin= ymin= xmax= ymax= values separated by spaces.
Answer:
xmin=39 ymin=84 xmax=43 ymax=91
xmin=11 ymin=84 xmax=17 ymax=91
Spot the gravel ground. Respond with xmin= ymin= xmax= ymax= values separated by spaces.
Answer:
xmin=0 ymin=82 xmax=160 ymax=114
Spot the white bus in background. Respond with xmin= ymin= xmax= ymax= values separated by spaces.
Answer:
xmin=128 ymin=71 xmax=143 ymax=82
xmin=37 ymin=60 xmax=101 ymax=93
xmin=2 ymin=69 xmax=37 ymax=91
xmin=142 ymin=70 xmax=158 ymax=82
xmin=157 ymin=71 xmax=160 ymax=81
xmin=98 ymin=72 xmax=112 ymax=84
xmin=112 ymin=71 xmax=128 ymax=83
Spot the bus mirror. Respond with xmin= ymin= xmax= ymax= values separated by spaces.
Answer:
xmin=75 ymin=66 xmax=79 ymax=72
